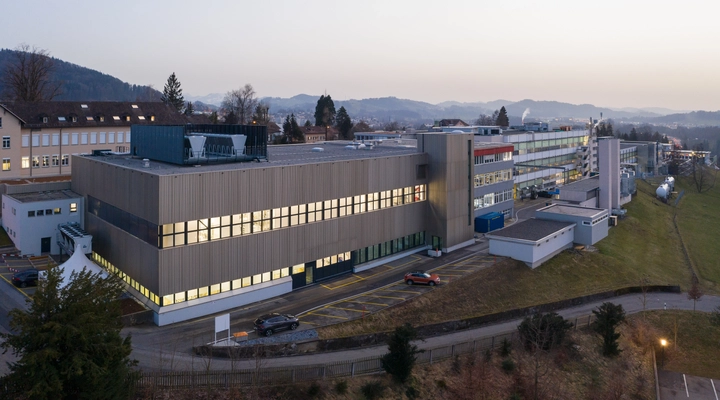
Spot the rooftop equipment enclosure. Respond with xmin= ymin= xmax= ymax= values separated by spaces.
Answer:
xmin=130 ymin=124 xmax=267 ymax=165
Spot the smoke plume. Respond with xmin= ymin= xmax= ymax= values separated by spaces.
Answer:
xmin=522 ymin=108 xmax=530 ymax=123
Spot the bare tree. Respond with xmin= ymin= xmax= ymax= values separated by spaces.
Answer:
xmin=639 ymin=276 xmax=650 ymax=319
xmin=1 ymin=44 xmax=62 ymax=101
xmin=222 ymin=84 xmax=258 ymax=125
xmin=690 ymin=159 xmax=716 ymax=193
xmin=687 ymin=278 xmax=704 ymax=311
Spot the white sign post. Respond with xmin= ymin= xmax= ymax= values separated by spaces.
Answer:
xmin=214 ymin=313 xmax=230 ymax=344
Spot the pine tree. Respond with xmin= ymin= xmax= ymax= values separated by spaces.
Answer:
xmin=161 ymin=72 xmax=185 ymax=112
xmin=0 ymin=266 xmax=137 ymax=398
xmin=381 ymin=323 xmax=422 ymax=384
xmin=314 ymin=94 xmax=336 ymax=127
xmin=592 ymin=302 xmax=626 ymax=357
xmin=335 ymin=106 xmax=354 ymax=140
xmin=184 ymin=101 xmax=194 ymax=116
xmin=496 ymin=106 xmax=509 ymax=127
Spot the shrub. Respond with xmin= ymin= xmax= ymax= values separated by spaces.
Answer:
xmin=501 ymin=358 xmax=516 ymax=374
xmin=360 ymin=381 xmax=386 ymax=400
xmin=307 ymin=382 xmax=322 ymax=397
xmin=334 ymin=380 xmax=348 ymax=394
xmin=518 ymin=312 xmax=573 ymax=351
xmin=405 ymin=385 xmax=420 ymax=399
xmin=435 ymin=379 xmax=448 ymax=389
xmin=381 ymin=323 xmax=422 ymax=384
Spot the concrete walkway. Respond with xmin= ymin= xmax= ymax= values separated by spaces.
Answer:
xmin=139 ymin=292 xmax=720 ymax=371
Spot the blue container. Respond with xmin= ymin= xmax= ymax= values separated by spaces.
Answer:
xmin=474 ymin=212 xmax=505 ymax=233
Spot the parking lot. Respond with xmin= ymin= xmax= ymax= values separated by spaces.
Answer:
xmin=0 ymin=255 xmax=58 ymax=297
xmin=659 ymin=370 xmax=720 ymax=400
xmin=299 ymin=252 xmax=499 ymax=327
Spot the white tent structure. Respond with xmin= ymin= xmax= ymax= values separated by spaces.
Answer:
xmin=55 ymin=244 xmax=108 ymax=289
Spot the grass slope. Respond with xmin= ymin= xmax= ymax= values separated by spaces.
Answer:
xmin=638 ymin=310 xmax=720 ymax=379
xmin=674 ymin=175 xmax=720 ymax=293
xmin=320 ymin=179 xmax=694 ymax=338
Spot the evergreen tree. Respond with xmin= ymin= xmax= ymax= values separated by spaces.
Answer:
xmin=381 ymin=323 xmax=422 ymax=384
xmin=209 ymin=111 xmax=219 ymax=124
xmin=161 ymin=72 xmax=185 ymax=112
xmin=304 ymin=119 xmax=312 ymax=127
xmin=0 ymin=266 xmax=137 ymax=399
xmin=314 ymin=94 xmax=336 ymax=127
xmin=592 ymin=302 xmax=626 ymax=357
xmin=335 ymin=106 xmax=354 ymax=140
xmin=283 ymin=114 xmax=304 ymax=143
xmin=495 ymin=106 xmax=509 ymax=127
xmin=518 ymin=312 xmax=573 ymax=351
xmin=183 ymin=101 xmax=194 ymax=116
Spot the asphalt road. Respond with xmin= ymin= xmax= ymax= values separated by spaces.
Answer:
xmin=659 ymin=371 xmax=720 ymax=400
xmin=122 ymin=292 xmax=720 ymax=371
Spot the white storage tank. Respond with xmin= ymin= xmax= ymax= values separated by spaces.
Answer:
xmin=656 ymin=183 xmax=670 ymax=199
xmin=665 ymin=176 xmax=675 ymax=191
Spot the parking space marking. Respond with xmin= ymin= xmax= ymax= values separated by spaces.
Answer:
xmin=306 ymin=312 xmax=347 ymax=320
xmin=0 ymin=274 xmax=32 ymax=299
xmin=328 ymin=306 xmax=365 ymax=313
xmin=712 ymin=379 xmax=718 ymax=400
xmin=440 ymin=273 xmax=463 ymax=277
xmin=344 ymin=300 xmax=388 ymax=307
xmin=379 ymin=288 xmax=423 ymax=295
xmin=321 ymin=278 xmax=363 ymax=290
xmin=684 ymin=374 xmax=689 ymax=397
xmin=362 ymin=294 xmax=406 ymax=301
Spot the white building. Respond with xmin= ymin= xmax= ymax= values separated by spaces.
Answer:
xmin=2 ymin=182 xmax=84 ymax=256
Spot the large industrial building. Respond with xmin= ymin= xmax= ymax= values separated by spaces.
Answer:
xmin=67 ymin=125 xmax=479 ymax=325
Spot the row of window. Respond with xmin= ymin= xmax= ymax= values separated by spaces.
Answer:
xmin=474 ymin=151 xmax=513 ymax=166
xmin=14 ymin=155 xmax=71 ymax=171
xmin=515 ymin=169 xmax=580 ymax=195
xmin=582 ymin=214 xmax=609 ymax=226
xmin=95 ymin=229 xmax=425 ymax=308
xmin=159 ymin=185 xmax=428 ymax=249
xmin=26 ymin=203 xmax=77 ymax=217
xmin=513 ymin=136 xmax=589 ymax=155
xmin=38 ymin=114 xmax=154 ymax=124
xmin=19 ymin=131 xmax=130 ymax=148
xmin=514 ymin=154 xmax=577 ymax=176
xmin=474 ymin=169 xmax=513 ymax=188
xmin=474 ymin=189 xmax=514 ymax=210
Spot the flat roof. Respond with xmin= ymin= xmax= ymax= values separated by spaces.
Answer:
xmin=559 ymin=176 xmax=600 ymax=192
xmin=8 ymin=189 xmax=82 ymax=203
xmin=487 ymin=219 xmax=574 ymax=242
xmin=79 ymin=141 xmax=420 ymax=176
xmin=536 ymin=204 xmax=606 ymax=218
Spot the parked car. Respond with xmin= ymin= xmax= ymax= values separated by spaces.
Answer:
xmin=253 ymin=313 xmax=299 ymax=337
xmin=11 ymin=268 xmax=40 ymax=288
xmin=404 ymin=271 xmax=440 ymax=286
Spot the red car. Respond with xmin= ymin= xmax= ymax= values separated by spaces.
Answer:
xmin=404 ymin=271 xmax=440 ymax=286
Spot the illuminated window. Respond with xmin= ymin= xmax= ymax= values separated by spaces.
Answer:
xmin=187 ymin=289 xmax=198 ymax=300
xmin=210 ymin=284 xmax=220 ymax=295
xmin=21 ymin=157 xmax=29 ymax=169
xmin=272 ymin=269 xmax=281 ymax=280
xmin=262 ymin=272 xmax=271 ymax=282
xmin=175 ymin=291 xmax=186 ymax=303
xmin=280 ymin=268 xmax=289 ymax=277
xmin=242 ymin=277 xmax=251 ymax=287
xmin=163 ymin=294 xmax=174 ymax=306
xmin=2 ymin=158 xmax=9 ymax=171
xmin=198 ymin=287 xmax=209 ymax=298
xmin=70 ymin=203 xmax=77 ymax=213
xmin=221 ymin=282 xmax=231 ymax=292
xmin=253 ymin=274 xmax=262 ymax=285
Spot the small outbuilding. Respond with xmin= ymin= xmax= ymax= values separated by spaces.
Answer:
xmin=474 ymin=212 xmax=504 ymax=233
xmin=486 ymin=219 xmax=575 ymax=269
xmin=534 ymin=204 xmax=608 ymax=246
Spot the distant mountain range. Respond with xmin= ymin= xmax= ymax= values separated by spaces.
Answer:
xmin=2 ymin=49 xmax=718 ymax=126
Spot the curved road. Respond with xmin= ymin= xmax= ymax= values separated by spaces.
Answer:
xmin=129 ymin=292 xmax=720 ymax=371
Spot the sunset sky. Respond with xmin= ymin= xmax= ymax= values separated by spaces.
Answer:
xmin=2 ymin=0 xmax=718 ymax=110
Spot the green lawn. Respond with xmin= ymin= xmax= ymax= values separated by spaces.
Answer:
xmin=673 ymin=175 xmax=720 ymax=293
xmin=639 ymin=310 xmax=720 ymax=379
xmin=320 ymin=179 xmax=695 ymax=338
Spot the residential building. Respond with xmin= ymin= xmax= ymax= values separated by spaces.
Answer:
xmin=0 ymin=102 xmax=187 ymax=180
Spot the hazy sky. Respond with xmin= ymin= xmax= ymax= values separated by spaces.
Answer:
xmin=3 ymin=0 xmax=719 ymax=110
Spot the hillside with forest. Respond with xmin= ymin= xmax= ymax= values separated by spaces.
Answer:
xmin=0 ymin=49 xmax=161 ymax=102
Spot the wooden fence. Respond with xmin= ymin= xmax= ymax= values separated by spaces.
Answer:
xmin=136 ymin=313 xmax=598 ymax=389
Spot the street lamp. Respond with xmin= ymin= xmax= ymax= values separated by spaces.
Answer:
xmin=660 ymin=339 xmax=667 ymax=368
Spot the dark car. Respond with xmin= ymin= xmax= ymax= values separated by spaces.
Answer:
xmin=404 ymin=271 xmax=440 ymax=286
xmin=253 ymin=313 xmax=299 ymax=337
xmin=11 ymin=268 xmax=40 ymax=288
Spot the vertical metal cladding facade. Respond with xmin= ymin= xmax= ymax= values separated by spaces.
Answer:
xmin=71 ymin=151 xmax=430 ymax=300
